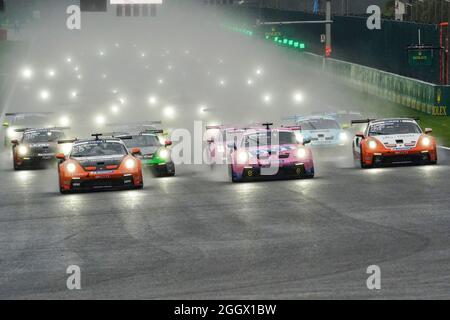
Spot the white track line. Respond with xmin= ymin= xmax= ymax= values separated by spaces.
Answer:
xmin=438 ymin=146 xmax=450 ymax=151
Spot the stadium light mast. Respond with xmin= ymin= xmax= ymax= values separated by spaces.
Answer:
xmin=325 ymin=0 xmax=332 ymax=58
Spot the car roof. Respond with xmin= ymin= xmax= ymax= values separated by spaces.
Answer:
xmin=24 ymin=128 xmax=64 ymax=133
xmin=370 ymin=118 xmax=418 ymax=124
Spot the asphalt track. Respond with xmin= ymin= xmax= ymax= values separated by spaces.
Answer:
xmin=0 ymin=147 xmax=449 ymax=299
xmin=1 ymin=12 xmax=450 ymax=299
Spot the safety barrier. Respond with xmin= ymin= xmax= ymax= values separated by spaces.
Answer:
xmin=320 ymin=56 xmax=449 ymax=116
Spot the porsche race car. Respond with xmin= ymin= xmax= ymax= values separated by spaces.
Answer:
xmin=228 ymin=123 xmax=314 ymax=182
xmin=117 ymin=129 xmax=175 ymax=177
xmin=352 ymin=118 xmax=437 ymax=168
xmin=57 ymin=134 xmax=143 ymax=194
xmin=11 ymin=127 xmax=70 ymax=170
xmin=3 ymin=112 xmax=54 ymax=147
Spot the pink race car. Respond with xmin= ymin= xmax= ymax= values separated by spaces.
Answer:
xmin=228 ymin=123 xmax=314 ymax=182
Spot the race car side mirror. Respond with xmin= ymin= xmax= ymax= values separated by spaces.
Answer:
xmin=131 ymin=148 xmax=141 ymax=156
xmin=356 ymin=132 xmax=365 ymax=139
xmin=11 ymin=139 xmax=19 ymax=145
xmin=165 ymin=140 xmax=173 ymax=147
xmin=425 ymin=128 xmax=433 ymax=134
xmin=303 ymin=138 xmax=312 ymax=145
xmin=55 ymin=153 xmax=66 ymax=160
xmin=342 ymin=124 xmax=350 ymax=129
xmin=207 ymin=139 xmax=214 ymax=144
xmin=3 ymin=122 xmax=9 ymax=128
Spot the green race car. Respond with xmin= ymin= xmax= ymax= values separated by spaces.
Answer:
xmin=118 ymin=130 xmax=175 ymax=177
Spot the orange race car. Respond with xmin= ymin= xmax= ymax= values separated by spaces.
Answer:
xmin=352 ymin=118 xmax=437 ymax=168
xmin=56 ymin=134 xmax=143 ymax=194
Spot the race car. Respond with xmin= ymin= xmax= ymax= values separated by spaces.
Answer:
xmin=285 ymin=115 xmax=349 ymax=147
xmin=206 ymin=125 xmax=246 ymax=166
xmin=56 ymin=134 xmax=143 ymax=194
xmin=228 ymin=123 xmax=314 ymax=182
xmin=117 ymin=129 xmax=175 ymax=177
xmin=11 ymin=127 xmax=70 ymax=170
xmin=3 ymin=112 xmax=54 ymax=147
xmin=351 ymin=118 xmax=437 ymax=168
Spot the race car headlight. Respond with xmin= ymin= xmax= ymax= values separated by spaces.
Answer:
xmin=18 ymin=145 xmax=28 ymax=156
xmin=422 ymin=137 xmax=431 ymax=147
xmin=237 ymin=151 xmax=249 ymax=164
xmin=66 ymin=163 xmax=76 ymax=173
xmin=368 ymin=140 xmax=378 ymax=150
xmin=339 ymin=132 xmax=349 ymax=142
xmin=296 ymin=148 xmax=307 ymax=159
xmin=125 ymin=159 xmax=136 ymax=169
xmin=158 ymin=149 xmax=170 ymax=160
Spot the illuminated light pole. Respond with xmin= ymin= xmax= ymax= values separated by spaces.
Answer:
xmin=20 ymin=67 xmax=33 ymax=80
xmin=39 ymin=89 xmax=51 ymax=101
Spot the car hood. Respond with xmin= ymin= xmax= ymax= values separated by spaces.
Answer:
xmin=372 ymin=133 xmax=421 ymax=148
xmin=133 ymin=146 xmax=160 ymax=155
xmin=71 ymin=155 xmax=126 ymax=170
xmin=247 ymin=144 xmax=298 ymax=157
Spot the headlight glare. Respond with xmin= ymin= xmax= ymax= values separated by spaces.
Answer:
xmin=66 ymin=163 xmax=76 ymax=173
xmin=422 ymin=137 xmax=431 ymax=147
xmin=297 ymin=148 xmax=307 ymax=159
xmin=18 ymin=146 xmax=28 ymax=156
xmin=340 ymin=132 xmax=348 ymax=142
xmin=237 ymin=151 xmax=249 ymax=164
xmin=125 ymin=159 xmax=136 ymax=169
xmin=158 ymin=149 xmax=170 ymax=160
xmin=368 ymin=140 xmax=378 ymax=150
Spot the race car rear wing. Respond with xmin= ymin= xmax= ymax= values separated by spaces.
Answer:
xmin=351 ymin=119 xmax=377 ymax=125
xmin=58 ymin=139 xmax=78 ymax=144
xmin=5 ymin=112 xmax=54 ymax=118
xmin=14 ymin=126 xmax=71 ymax=133
xmin=141 ymin=129 xmax=164 ymax=135
xmin=351 ymin=117 xmax=420 ymax=125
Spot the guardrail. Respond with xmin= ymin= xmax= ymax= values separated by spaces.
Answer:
xmin=317 ymin=54 xmax=449 ymax=117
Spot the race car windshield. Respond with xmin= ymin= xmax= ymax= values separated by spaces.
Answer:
xmin=298 ymin=119 xmax=341 ymax=130
xmin=369 ymin=121 xmax=422 ymax=136
xmin=123 ymin=135 xmax=161 ymax=148
xmin=71 ymin=142 xmax=128 ymax=157
xmin=244 ymin=131 xmax=297 ymax=147
xmin=23 ymin=131 xmax=65 ymax=143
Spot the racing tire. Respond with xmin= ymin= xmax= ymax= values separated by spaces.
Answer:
xmin=60 ymin=187 xmax=71 ymax=195
xmin=229 ymin=165 xmax=243 ymax=183
xmin=360 ymin=146 xmax=372 ymax=169
xmin=13 ymin=161 xmax=21 ymax=171
xmin=135 ymin=184 xmax=144 ymax=190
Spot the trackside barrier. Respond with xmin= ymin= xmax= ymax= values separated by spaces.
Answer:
xmin=320 ymin=55 xmax=449 ymax=116
xmin=223 ymin=22 xmax=449 ymax=117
